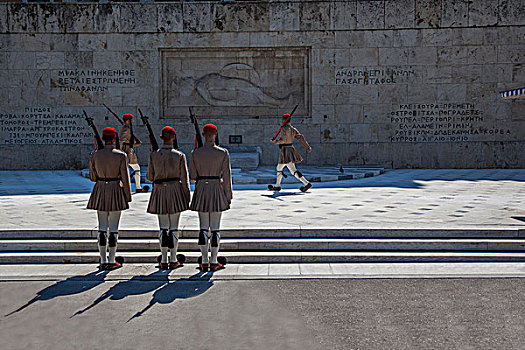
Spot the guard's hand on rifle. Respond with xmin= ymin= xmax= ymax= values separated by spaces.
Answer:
xmin=270 ymin=139 xmax=277 ymax=144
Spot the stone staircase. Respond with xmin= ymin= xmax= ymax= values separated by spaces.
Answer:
xmin=1 ymin=228 xmax=524 ymax=264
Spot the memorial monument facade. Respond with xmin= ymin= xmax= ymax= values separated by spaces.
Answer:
xmin=0 ymin=0 xmax=523 ymax=169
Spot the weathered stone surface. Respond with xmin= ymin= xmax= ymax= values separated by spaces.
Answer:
xmin=0 ymin=4 xmax=6 ymax=33
xmin=378 ymin=48 xmax=409 ymax=65
xmin=183 ymin=2 xmax=211 ymax=33
xmin=469 ymin=0 xmax=498 ymax=27
xmin=300 ymin=2 xmax=330 ymax=31
xmin=499 ymin=0 xmax=525 ymax=26
xmin=385 ymin=0 xmax=415 ymax=29
xmin=269 ymin=1 xmax=300 ymax=31
xmin=415 ymin=0 xmax=441 ymax=28
xmin=365 ymin=30 xmax=394 ymax=48
xmin=157 ymin=3 xmax=183 ymax=33
xmin=334 ymin=48 xmax=379 ymax=66
xmin=8 ymin=4 xmax=28 ymax=33
xmin=330 ymin=1 xmax=357 ymax=30
xmin=357 ymin=0 xmax=385 ymax=30
xmin=35 ymin=52 xmax=64 ymax=70
xmin=94 ymin=4 xmax=120 ymax=33
xmin=36 ymin=4 xmax=62 ymax=33
xmin=441 ymin=0 xmax=468 ymax=27
xmin=62 ymin=4 xmax=94 ymax=33
xmin=213 ymin=3 xmax=269 ymax=32
xmin=120 ymin=4 xmax=157 ymax=33
xmin=497 ymin=45 xmax=524 ymax=63
xmin=64 ymin=51 xmax=93 ymax=69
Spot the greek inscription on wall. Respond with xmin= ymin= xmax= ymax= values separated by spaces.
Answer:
xmin=335 ymin=67 xmax=417 ymax=85
xmin=390 ymin=103 xmax=511 ymax=143
xmin=0 ymin=107 xmax=91 ymax=145
xmin=52 ymin=70 xmax=137 ymax=92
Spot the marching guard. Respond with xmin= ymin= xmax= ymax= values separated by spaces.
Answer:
xmin=146 ymin=126 xmax=191 ymax=270
xmin=119 ymin=113 xmax=146 ymax=193
xmin=269 ymin=113 xmax=312 ymax=192
xmin=189 ymin=124 xmax=232 ymax=272
xmin=87 ymin=127 xmax=132 ymax=270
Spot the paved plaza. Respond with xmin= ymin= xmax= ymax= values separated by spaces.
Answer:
xmin=1 ymin=277 xmax=524 ymax=350
xmin=0 ymin=168 xmax=523 ymax=231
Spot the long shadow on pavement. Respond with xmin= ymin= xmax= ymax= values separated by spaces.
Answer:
xmin=72 ymin=270 xmax=214 ymax=319
xmin=127 ymin=270 xmax=214 ymax=322
xmin=5 ymin=269 xmax=109 ymax=317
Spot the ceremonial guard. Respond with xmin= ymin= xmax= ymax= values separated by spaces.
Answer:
xmin=146 ymin=126 xmax=191 ymax=270
xmin=87 ymin=127 xmax=132 ymax=270
xmin=119 ymin=113 xmax=146 ymax=193
xmin=269 ymin=113 xmax=312 ymax=192
xmin=189 ymin=124 xmax=232 ymax=272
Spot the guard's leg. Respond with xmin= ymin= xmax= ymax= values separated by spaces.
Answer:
xmin=168 ymin=213 xmax=181 ymax=264
xmin=287 ymin=162 xmax=311 ymax=191
xmin=107 ymin=211 xmax=122 ymax=264
xmin=96 ymin=211 xmax=109 ymax=266
xmin=269 ymin=164 xmax=285 ymax=190
xmin=157 ymin=214 xmax=169 ymax=265
xmin=198 ymin=212 xmax=211 ymax=268
xmin=209 ymin=212 xmax=223 ymax=270
xmin=130 ymin=163 xmax=142 ymax=190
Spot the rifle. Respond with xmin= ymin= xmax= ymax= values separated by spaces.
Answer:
xmin=272 ymin=104 xmax=299 ymax=141
xmin=103 ymin=103 xmax=142 ymax=145
xmin=189 ymin=107 xmax=203 ymax=149
xmin=83 ymin=110 xmax=104 ymax=150
xmin=138 ymin=108 xmax=165 ymax=151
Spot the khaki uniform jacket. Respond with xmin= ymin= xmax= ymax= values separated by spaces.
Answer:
xmin=146 ymin=145 xmax=191 ymax=214
xmin=87 ymin=145 xmax=132 ymax=212
xmin=119 ymin=125 xmax=138 ymax=164
xmin=274 ymin=124 xmax=310 ymax=164
xmin=189 ymin=142 xmax=233 ymax=213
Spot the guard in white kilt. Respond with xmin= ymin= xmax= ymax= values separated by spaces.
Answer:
xmin=146 ymin=126 xmax=190 ymax=270
xmin=269 ymin=113 xmax=312 ymax=192
xmin=189 ymin=124 xmax=232 ymax=272
xmin=87 ymin=127 xmax=132 ymax=270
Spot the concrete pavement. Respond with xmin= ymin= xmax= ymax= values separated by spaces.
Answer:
xmin=2 ymin=277 xmax=524 ymax=350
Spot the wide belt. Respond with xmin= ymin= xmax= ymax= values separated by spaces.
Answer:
xmin=97 ymin=177 xmax=120 ymax=182
xmin=197 ymin=176 xmax=221 ymax=181
xmin=153 ymin=177 xmax=180 ymax=184
xmin=279 ymin=143 xmax=293 ymax=148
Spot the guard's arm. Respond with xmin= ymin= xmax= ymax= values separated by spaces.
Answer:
xmin=120 ymin=155 xmax=132 ymax=202
xmin=292 ymin=126 xmax=311 ymax=152
xmin=89 ymin=153 xmax=97 ymax=182
xmin=146 ymin=153 xmax=154 ymax=182
xmin=222 ymin=150 xmax=233 ymax=202
xmin=180 ymin=154 xmax=191 ymax=203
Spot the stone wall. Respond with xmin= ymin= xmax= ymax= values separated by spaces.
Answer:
xmin=0 ymin=1 xmax=523 ymax=170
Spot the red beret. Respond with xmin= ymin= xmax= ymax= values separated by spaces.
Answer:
xmin=123 ymin=113 xmax=133 ymax=120
xmin=203 ymin=124 xmax=217 ymax=133
xmin=102 ymin=127 xmax=117 ymax=137
xmin=282 ymin=113 xmax=291 ymax=119
xmin=162 ymin=126 xmax=176 ymax=134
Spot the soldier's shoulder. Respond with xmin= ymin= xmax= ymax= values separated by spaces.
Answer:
xmin=214 ymin=145 xmax=229 ymax=154
xmin=170 ymin=149 xmax=185 ymax=157
xmin=112 ymin=148 xmax=127 ymax=157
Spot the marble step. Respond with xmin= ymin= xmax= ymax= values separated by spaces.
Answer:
xmin=1 ymin=251 xmax=525 ymax=264
xmin=1 ymin=238 xmax=524 ymax=252
xmin=229 ymin=152 xmax=260 ymax=170
xmin=1 ymin=228 xmax=523 ymax=239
